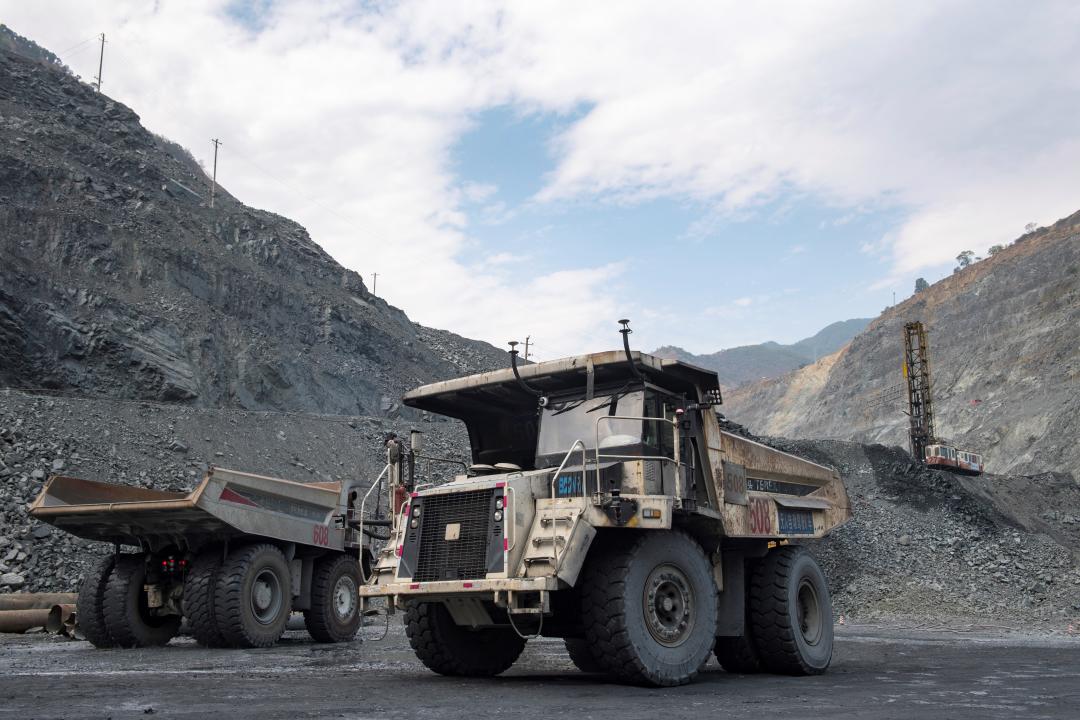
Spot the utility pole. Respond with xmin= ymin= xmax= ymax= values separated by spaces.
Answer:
xmin=209 ymin=138 xmax=222 ymax=209
xmin=93 ymin=33 xmax=106 ymax=92
xmin=524 ymin=335 xmax=531 ymax=362
xmin=371 ymin=273 xmax=378 ymax=294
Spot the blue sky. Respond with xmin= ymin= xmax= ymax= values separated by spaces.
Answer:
xmin=6 ymin=1 xmax=1079 ymax=358
xmin=453 ymin=107 xmax=926 ymax=354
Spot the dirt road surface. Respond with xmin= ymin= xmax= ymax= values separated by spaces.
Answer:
xmin=1 ymin=623 xmax=1078 ymax=719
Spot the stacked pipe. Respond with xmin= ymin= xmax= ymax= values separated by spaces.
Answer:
xmin=0 ymin=593 xmax=77 ymax=635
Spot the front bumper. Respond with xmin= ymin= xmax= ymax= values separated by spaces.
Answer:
xmin=358 ymin=575 xmax=558 ymax=599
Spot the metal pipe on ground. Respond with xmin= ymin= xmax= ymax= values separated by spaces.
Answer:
xmin=0 ymin=593 xmax=77 ymax=611
xmin=46 ymin=604 xmax=76 ymax=636
xmin=0 ymin=609 xmax=50 ymax=633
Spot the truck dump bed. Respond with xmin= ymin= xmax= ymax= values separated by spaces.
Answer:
xmin=29 ymin=467 xmax=349 ymax=552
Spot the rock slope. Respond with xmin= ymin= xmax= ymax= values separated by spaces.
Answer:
xmin=725 ymin=213 xmax=1080 ymax=477
xmin=0 ymin=33 xmax=506 ymax=416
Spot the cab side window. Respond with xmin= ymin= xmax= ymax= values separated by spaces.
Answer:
xmin=643 ymin=391 xmax=678 ymax=459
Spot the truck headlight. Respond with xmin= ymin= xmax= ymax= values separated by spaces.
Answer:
xmin=412 ymin=506 xmax=421 ymax=517
xmin=493 ymin=510 xmax=503 ymax=522
xmin=495 ymin=498 xmax=504 ymax=510
xmin=410 ymin=518 xmax=419 ymax=529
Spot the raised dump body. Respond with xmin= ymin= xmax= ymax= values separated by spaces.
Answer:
xmin=31 ymin=467 xmax=352 ymax=551
xmin=30 ymin=467 xmax=371 ymax=650
xmin=361 ymin=334 xmax=851 ymax=687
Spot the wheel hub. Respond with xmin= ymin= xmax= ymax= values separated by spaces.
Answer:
xmin=797 ymin=578 xmax=822 ymax=645
xmin=643 ymin=564 xmax=695 ymax=647
xmin=333 ymin=575 xmax=358 ymax=620
xmin=251 ymin=568 xmax=283 ymax=625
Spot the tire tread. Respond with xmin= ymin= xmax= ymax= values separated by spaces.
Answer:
xmin=76 ymin=554 xmax=117 ymax=649
xmin=304 ymin=553 xmax=362 ymax=643
xmin=405 ymin=601 xmax=525 ymax=676
xmin=580 ymin=531 xmax=715 ymax=687
xmin=184 ymin=550 xmax=227 ymax=648
xmin=748 ymin=546 xmax=831 ymax=675
xmin=215 ymin=543 xmax=289 ymax=649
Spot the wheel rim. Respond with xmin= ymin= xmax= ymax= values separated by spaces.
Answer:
xmin=332 ymin=574 xmax=358 ymax=621
xmin=643 ymin=563 xmax=695 ymax=647
xmin=251 ymin=568 xmax=283 ymax=625
xmin=796 ymin=578 xmax=822 ymax=645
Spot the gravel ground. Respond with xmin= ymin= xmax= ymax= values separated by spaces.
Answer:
xmin=2 ymin=623 xmax=1079 ymax=719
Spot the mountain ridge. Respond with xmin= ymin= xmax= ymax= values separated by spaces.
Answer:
xmin=653 ymin=318 xmax=871 ymax=388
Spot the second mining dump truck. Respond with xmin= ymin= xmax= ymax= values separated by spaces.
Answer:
xmin=359 ymin=322 xmax=852 ymax=687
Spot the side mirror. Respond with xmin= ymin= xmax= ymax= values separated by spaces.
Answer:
xmin=410 ymin=429 xmax=425 ymax=454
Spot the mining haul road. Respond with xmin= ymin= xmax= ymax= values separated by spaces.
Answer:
xmin=1 ymin=623 xmax=1077 ymax=719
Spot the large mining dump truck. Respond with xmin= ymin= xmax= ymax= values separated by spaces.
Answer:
xmin=28 ymin=468 xmax=373 ymax=649
xmin=360 ymin=322 xmax=852 ymax=686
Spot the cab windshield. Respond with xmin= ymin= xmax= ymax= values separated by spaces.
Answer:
xmin=534 ymin=391 xmax=644 ymax=466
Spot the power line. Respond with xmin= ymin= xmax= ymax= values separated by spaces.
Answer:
xmin=57 ymin=36 xmax=98 ymax=56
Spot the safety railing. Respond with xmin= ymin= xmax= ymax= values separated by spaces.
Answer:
xmin=546 ymin=439 xmax=588 ymax=573
xmin=594 ymin=414 xmax=681 ymax=498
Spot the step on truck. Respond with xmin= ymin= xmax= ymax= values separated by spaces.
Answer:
xmin=29 ymin=467 xmax=374 ymax=649
xmin=360 ymin=321 xmax=852 ymax=686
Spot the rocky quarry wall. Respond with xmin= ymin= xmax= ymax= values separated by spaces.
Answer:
xmin=725 ymin=213 xmax=1080 ymax=479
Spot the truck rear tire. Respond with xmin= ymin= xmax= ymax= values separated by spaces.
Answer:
xmin=215 ymin=543 xmax=291 ymax=648
xmin=580 ymin=531 xmax=718 ymax=686
xmin=183 ymin=550 xmax=228 ymax=648
xmin=748 ymin=546 xmax=833 ymax=675
xmin=405 ymin=601 xmax=525 ymax=677
xmin=564 ymin=638 xmax=605 ymax=673
xmin=76 ymin=554 xmax=117 ymax=648
xmin=304 ymin=553 xmax=362 ymax=643
xmin=102 ymin=554 xmax=181 ymax=647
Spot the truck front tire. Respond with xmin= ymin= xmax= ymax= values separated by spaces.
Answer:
xmin=77 ymin=554 xmax=118 ymax=648
xmin=405 ymin=601 xmax=526 ymax=676
xmin=215 ymin=543 xmax=291 ymax=648
xmin=748 ymin=546 xmax=833 ymax=675
xmin=580 ymin=531 xmax=718 ymax=686
xmin=304 ymin=553 xmax=362 ymax=643
xmin=102 ymin=554 xmax=181 ymax=647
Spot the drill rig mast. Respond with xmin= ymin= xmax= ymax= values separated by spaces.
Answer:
xmin=903 ymin=321 xmax=936 ymax=461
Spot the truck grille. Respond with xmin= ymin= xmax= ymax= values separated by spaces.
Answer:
xmin=414 ymin=488 xmax=494 ymax=582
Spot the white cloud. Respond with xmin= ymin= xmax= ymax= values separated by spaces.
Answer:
xmin=6 ymin=0 xmax=1080 ymax=357
xmin=496 ymin=1 xmax=1080 ymax=276
xmin=461 ymin=182 xmax=498 ymax=204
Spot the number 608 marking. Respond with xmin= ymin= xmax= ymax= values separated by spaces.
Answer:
xmin=312 ymin=524 xmax=330 ymax=546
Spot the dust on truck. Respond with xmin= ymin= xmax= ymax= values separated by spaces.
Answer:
xmin=361 ymin=323 xmax=852 ymax=686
